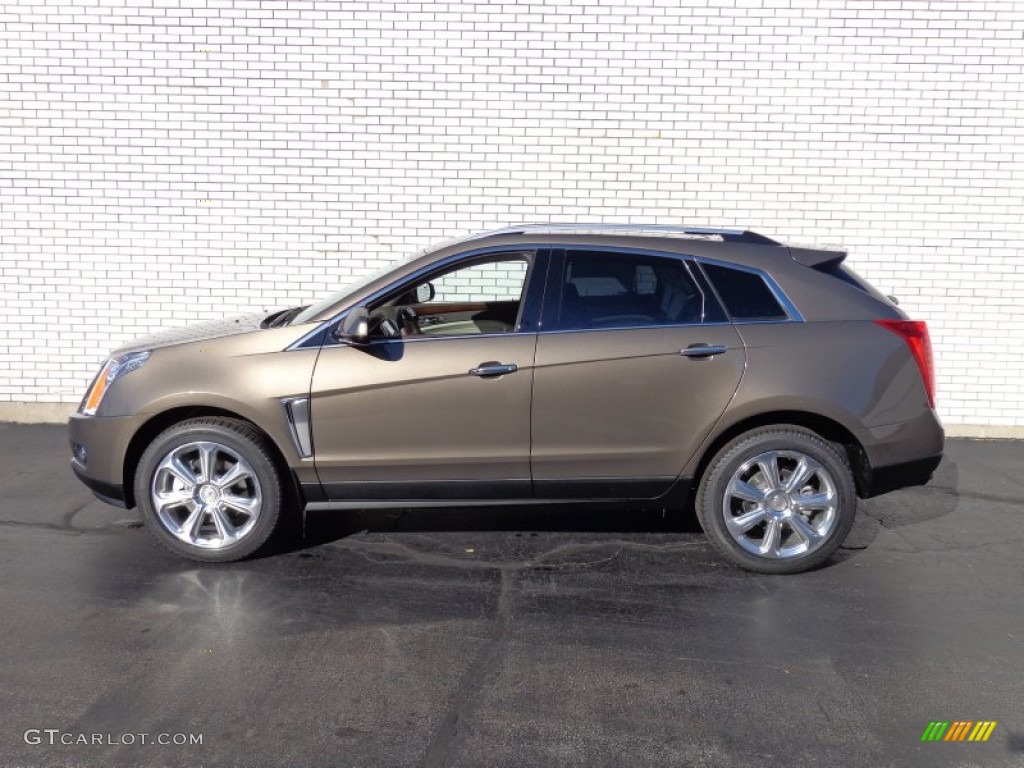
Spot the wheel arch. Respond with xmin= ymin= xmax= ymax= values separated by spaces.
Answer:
xmin=690 ymin=410 xmax=872 ymax=498
xmin=122 ymin=405 xmax=301 ymax=509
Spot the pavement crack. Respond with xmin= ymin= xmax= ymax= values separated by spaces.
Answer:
xmin=0 ymin=519 xmax=71 ymax=532
xmin=859 ymin=507 xmax=890 ymax=530
xmin=335 ymin=538 xmax=497 ymax=571
xmin=915 ymin=485 xmax=1024 ymax=508
xmin=62 ymin=499 xmax=95 ymax=530
xmin=422 ymin=568 xmax=514 ymax=768
xmin=0 ymin=498 xmax=121 ymax=535
xmin=528 ymin=537 xmax=702 ymax=566
xmin=336 ymin=536 xmax=704 ymax=575
xmin=0 ymin=518 xmax=96 ymax=534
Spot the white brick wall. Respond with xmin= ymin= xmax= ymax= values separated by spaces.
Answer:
xmin=432 ymin=258 xmax=529 ymax=302
xmin=1 ymin=0 xmax=1022 ymax=427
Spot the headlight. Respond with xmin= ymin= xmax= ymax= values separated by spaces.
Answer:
xmin=79 ymin=350 xmax=151 ymax=416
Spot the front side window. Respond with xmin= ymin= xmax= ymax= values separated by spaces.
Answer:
xmin=367 ymin=253 xmax=532 ymax=338
xmin=553 ymin=250 xmax=705 ymax=331
xmin=702 ymin=263 xmax=788 ymax=321
xmin=430 ymin=260 xmax=529 ymax=303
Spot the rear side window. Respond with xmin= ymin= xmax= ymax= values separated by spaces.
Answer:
xmin=702 ymin=263 xmax=788 ymax=321
xmin=554 ymin=250 xmax=706 ymax=331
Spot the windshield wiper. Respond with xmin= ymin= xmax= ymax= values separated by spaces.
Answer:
xmin=261 ymin=306 xmax=308 ymax=329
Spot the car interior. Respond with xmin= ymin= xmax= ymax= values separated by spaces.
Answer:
xmin=556 ymin=252 xmax=705 ymax=329
xmin=364 ymin=250 xmax=708 ymax=339
xmin=366 ymin=255 xmax=530 ymax=339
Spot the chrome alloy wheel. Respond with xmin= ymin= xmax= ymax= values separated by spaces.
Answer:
xmin=722 ymin=450 xmax=838 ymax=560
xmin=150 ymin=441 xmax=262 ymax=549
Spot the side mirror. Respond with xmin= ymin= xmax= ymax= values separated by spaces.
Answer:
xmin=415 ymin=282 xmax=435 ymax=304
xmin=334 ymin=307 xmax=370 ymax=345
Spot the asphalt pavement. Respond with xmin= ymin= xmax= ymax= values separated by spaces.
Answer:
xmin=1 ymin=423 xmax=1021 ymax=767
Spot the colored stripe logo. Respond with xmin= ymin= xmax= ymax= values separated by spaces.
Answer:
xmin=921 ymin=721 xmax=997 ymax=742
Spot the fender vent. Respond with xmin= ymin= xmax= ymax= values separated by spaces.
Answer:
xmin=282 ymin=397 xmax=313 ymax=458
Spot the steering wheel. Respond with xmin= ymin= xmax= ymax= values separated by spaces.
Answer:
xmin=398 ymin=305 xmax=420 ymax=336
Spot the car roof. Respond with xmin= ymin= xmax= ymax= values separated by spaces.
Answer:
xmin=434 ymin=225 xmax=845 ymax=271
xmin=423 ymin=225 xmax=789 ymax=268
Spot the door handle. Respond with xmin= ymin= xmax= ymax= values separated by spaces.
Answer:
xmin=681 ymin=343 xmax=728 ymax=359
xmin=469 ymin=362 xmax=518 ymax=377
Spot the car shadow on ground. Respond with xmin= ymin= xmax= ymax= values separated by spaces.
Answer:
xmin=263 ymin=455 xmax=960 ymax=562
xmin=832 ymin=456 xmax=960 ymax=560
xmin=264 ymin=498 xmax=705 ymax=559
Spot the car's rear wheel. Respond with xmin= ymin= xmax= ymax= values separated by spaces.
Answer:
xmin=696 ymin=426 xmax=857 ymax=574
xmin=135 ymin=417 xmax=282 ymax=562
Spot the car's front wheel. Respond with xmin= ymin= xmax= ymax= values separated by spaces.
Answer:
xmin=696 ymin=426 xmax=857 ymax=574
xmin=135 ymin=417 xmax=283 ymax=562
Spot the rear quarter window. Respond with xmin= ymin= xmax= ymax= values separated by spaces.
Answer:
xmin=702 ymin=263 xmax=788 ymax=321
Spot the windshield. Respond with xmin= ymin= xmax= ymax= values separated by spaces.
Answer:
xmin=290 ymin=253 xmax=420 ymax=325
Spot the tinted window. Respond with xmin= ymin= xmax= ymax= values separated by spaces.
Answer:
xmin=555 ymin=251 xmax=705 ymax=331
xmin=703 ymin=263 xmax=787 ymax=320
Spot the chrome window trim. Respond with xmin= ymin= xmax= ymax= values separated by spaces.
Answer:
xmin=356 ymin=321 xmax=721 ymax=346
xmin=319 ymin=318 xmax=797 ymax=348
xmin=539 ymin=321 xmax=728 ymax=336
xmin=286 ymin=242 xmax=803 ymax=351
xmin=286 ymin=323 xmax=331 ymax=352
xmin=681 ymin=259 xmax=717 ymax=324
xmin=357 ymin=330 xmax=539 ymax=346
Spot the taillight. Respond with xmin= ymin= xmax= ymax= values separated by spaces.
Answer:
xmin=875 ymin=319 xmax=936 ymax=408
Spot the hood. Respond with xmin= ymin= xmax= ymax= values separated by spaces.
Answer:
xmin=112 ymin=313 xmax=267 ymax=355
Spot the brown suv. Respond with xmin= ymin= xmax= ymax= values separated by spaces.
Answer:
xmin=69 ymin=225 xmax=943 ymax=573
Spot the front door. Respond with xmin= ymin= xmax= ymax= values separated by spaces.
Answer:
xmin=310 ymin=250 xmax=542 ymax=500
xmin=530 ymin=248 xmax=746 ymax=498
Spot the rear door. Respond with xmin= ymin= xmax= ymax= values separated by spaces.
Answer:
xmin=530 ymin=247 xmax=745 ymax=498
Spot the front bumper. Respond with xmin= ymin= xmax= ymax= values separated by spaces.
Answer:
xmin=71 ymin=459 xmax=127 ymax=507
xmin=68 ymin=412 xmax=142 ymax=509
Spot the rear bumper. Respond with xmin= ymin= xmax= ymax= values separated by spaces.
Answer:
xmin=862 ymin=453 xmax=943 ymax=498
xmin=864 ymin=410 xmax=944 ymax=466
xmin=858 ymin=409 xmax=944 ymax=497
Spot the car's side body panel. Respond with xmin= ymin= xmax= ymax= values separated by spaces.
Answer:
xmin=682 ymin=320 xmax=943 ymax=473
xmin=530 ymin=323 xmax=745 ymax=497
xmin=69 ymin=325 xmax=322 ymax=502
xmin=309 ymin=333 xmax=537 ymax=498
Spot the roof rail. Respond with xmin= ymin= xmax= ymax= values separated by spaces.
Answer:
xmin=465 ymin=223 xmax=781 ymax=246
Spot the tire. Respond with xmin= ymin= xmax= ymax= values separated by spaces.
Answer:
xmin=134 ymin=417 xmax=283 ymax=563
xmin=696 ymin=426 xmax=857 ymax=574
